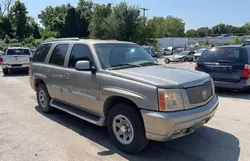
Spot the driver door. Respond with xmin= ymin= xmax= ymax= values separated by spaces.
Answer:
xmin=62 ymin=44 xmax=102 ymax=115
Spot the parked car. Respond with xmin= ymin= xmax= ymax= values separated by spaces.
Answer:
xmin=195 ymin=45 xmax=250 ymax=90
xmin=141 ymin=45 xmax=157 ymax=57
xmin=0 ymin=47 xmax=33 ymax=75
xmin=164 ymin=51 xmax=195 ymax=64
xmin=242 ymin=39 xmax=250 ymax=46
xmin=193 ymin=48 xmax=206 ymax=62
xmin=30 ymin=38 xmax=218 ymax=153
xmin=160 ymin=48 xmax=172 ymax=55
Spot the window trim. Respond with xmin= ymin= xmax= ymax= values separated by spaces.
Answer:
xmin=66 ymin=43 xmax=96 ymax=69
xmin=48 ymin=43 xmax=70 ymax=67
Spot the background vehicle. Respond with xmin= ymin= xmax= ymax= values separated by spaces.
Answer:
xmin=30 ymin=38 xmax=218 ymax=153
xmin=160 ymin=48 xmax=172 ymax=55
xmin=193 ymin=48 xmax=206 ymax=62
xmin=0 ymin=47 xmax=32 ymax=75
xmin=195 ymin=45 xmax=250 ymax=90
xmin=242 ymin=39 xmax=250 ymax=46
xmin=141 ymin=45 xmax=157 ymax=57
xmin=164 ymin=51 xmax=195 ymax=64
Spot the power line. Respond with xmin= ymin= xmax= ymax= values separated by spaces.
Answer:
xmin=140 ymin=7 xmax=149 ymax=17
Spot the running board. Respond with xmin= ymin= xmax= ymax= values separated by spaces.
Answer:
xmin=50 ymin=99 xmax=105 ymax=126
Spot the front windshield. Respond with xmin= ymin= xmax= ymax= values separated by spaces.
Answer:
xmin=94 ymin=43 xmax=157 ymax=69
xmin=196 ymin=49 xmax=205 ymax=54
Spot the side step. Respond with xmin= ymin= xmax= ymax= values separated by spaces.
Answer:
xmin=50 ymin=99 xmax=105 ymax=126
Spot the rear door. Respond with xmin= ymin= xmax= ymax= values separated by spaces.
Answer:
xmin=45 ymin=43 xmax=70 ymax=101
xmin=3 ymin=48 xmax=31 ymax=65
xmin=197 ymin=47 xmax=246 ymax=82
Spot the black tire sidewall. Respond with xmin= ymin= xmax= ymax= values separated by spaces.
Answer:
xmin=165 ymin=58 xmax=170 ymax=64
xmin=3 ymin=69 xmax=8 ymax=75
xmin=37 ymin=84 xmax=52 ymax=113
xmin=108 ymin=104 xmax=148 ymax=153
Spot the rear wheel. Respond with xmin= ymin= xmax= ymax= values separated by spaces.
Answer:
xmin=3 ymin=69 xmax=8 ymax=75
xmin=108 ymin=103 xmax=148 ymax=153
xmin=37 ymin=84 xmax=52 ymax=113
xmin=165 ymin=58 xmax=170 ymax=64
xmin=184 ymin=58 xmax=189 ymax=62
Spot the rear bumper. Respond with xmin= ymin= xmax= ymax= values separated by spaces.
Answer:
xmin=141 ymin=95 xmax=218 ymax=142
xmin=214 ymin=78 xmax=250 ymax=90
xmin=1 ymin=64 xmax=30 ymax=70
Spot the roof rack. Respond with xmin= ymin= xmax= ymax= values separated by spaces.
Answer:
xmin=44 ymin=37 xmax=80 ymax=42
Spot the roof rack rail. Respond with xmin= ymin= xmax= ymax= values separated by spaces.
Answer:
xmin=44 ymin=37 xmax=80 ymax=42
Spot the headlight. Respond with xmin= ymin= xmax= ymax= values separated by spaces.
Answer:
xmin=158 ymin=89 xmax=184 ymax=111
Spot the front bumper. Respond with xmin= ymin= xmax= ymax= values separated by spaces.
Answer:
xmin=214 ymin=78 xmax=250 ymax=90
xmin=1 ymin=64 xmax=30 ymax=70
xmin=141 ymin=95 xmax=218 ymax=142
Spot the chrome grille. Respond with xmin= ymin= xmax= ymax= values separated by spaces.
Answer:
xmin=185 ymin=81 xmax=212 ymax=104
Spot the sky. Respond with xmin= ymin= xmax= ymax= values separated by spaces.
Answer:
xmin=22 ymin=0 xmax=250 ymax=30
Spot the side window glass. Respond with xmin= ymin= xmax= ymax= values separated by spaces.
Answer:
xmin=68 ymin=44 xmax=95 ymax=68
xmin=49 ymin=44 xmax=69 ymax=66
xmin=33 ymin=43 xmax=52 ymax=63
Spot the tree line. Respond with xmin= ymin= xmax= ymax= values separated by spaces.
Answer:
xmin=1 ymin=0 xmax=250 ymax=50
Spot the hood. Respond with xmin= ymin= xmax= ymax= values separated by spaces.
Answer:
xmin=110 ymin=65 xmax=210 ymax=88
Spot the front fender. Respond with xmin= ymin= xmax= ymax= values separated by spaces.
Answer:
xmin=102 ymin=86 xmax=157 ymax=111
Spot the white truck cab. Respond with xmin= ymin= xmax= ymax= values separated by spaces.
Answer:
xmin=0 ymin=47 xmax=33 ymax=75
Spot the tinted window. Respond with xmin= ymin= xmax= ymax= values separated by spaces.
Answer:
xmin=33 ymin=44 xmax=52 ymax=63
xmin=7 ymin=49 xmax=31 ymax=55
xmin=49 ymin=44 xmax=69 ymax=66
xmin=199 ymin=47 xmax=245 ymax=63
xmin=68 ymin=44 xmax=95 ymax=68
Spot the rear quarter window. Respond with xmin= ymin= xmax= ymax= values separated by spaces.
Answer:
xmin=33 ymin=43 xmax=52 ymax=63
xmin=198 ymin=47 xmax=245 ymax=63
xmin=245 ymin=47 xmax=250 ymax=63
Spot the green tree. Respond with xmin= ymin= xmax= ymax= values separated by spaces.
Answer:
xmin=185 ymin=29 xmax=197 ymax=37
xmin=76 ymin=0 xmax=93 ymax=37
xmin=197 ymin=27 xmax=210 ymax=37
xmin=147 ymin=17 xmax=166 ymax=37
xmin=164 ymin=16 xmax=185 ymax=37
xmin=88 ymin=3 xmax=112 ymax=38
xmin=33 ymin=23 xmax=41 ymax=39
xmin=63 ymin=7 xmax=78 ymax=37
xmin=9 ymin=0 xmax=28 ymax=39
xmin=0 ymin=16 xmax=13 ymax=38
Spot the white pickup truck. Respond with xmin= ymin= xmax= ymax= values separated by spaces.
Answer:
xmin=0 ymin=47 xmax=33 ymax=75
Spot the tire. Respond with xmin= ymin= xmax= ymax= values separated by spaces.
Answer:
xmin=3 ymin=69 xmax=8 ymax=75
xmin=184 ymin=58 xmax=188 ymax=62
xmin=108 ymin=103 xmax=148 ymax=153
xmin=36 ymin=84 xmax=52 ymax=113
xmin=165 ymin=58 xmax=170 ymax=64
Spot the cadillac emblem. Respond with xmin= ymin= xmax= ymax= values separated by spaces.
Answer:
xmin=202 ymin=89 xmax=207 ymax=99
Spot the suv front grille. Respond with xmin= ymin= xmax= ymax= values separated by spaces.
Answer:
xmin=185 ymin=80 xmax=212 ymax=104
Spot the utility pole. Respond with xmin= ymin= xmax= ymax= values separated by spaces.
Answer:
xmin=140 ymin=7 xmax=149 ymax=17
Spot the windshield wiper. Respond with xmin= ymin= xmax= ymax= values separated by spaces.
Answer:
xmin=110 ymin=63 xmax=141 ymax=69
xmin=217 ymin=60 xmax=235 ymax=63
xmin=139 ymin=62 xmax=159 ymax=66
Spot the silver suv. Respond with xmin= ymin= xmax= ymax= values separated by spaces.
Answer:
xmin=30 ymin=38 xmax=219 ymax=153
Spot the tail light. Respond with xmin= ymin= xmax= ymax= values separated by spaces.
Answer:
xmin=0 ymin=57 xmax=2 ymax=64
xmin=194 ymin=63 xmax=198 ymax=70
xmin=29 ymin=57 xmax=32 ymax=62
xmin=241 ymin=64 xmax=250 ymax=78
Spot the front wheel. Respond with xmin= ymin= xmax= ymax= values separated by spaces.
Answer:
xmin=108 ymin=104 xmax=148 ymax=153
xmin=165 ymin=58 xmax=170 ymax=64
xmin=3 ymin=69 xmax=8 ymax=75
xmin=184 ymin=58 xmax=189 ymax=62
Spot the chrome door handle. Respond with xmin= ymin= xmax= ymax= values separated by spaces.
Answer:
xmin=45 ymin=69 xmax=50 ymax=75
xmin=63 ymin=73 xmax=70 ymax=79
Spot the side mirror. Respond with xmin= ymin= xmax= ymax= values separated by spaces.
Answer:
xmin=75 ymin=60 xmax=91 ymax=71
